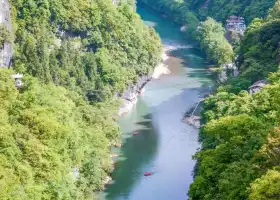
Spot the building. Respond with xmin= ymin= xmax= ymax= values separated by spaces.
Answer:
xmin=226 ymin=16 xmax=246 ymax=35
xmin=0 ymin=0 xmax=13 ymax=68
xmin=11 ymin=74 xmax=24 ymax=88
xmin=249 ymin=80 xmax=267 ymax=95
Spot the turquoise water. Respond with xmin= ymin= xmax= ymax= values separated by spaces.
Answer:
xmin=101 ymin=6 xmax=213 ymax=200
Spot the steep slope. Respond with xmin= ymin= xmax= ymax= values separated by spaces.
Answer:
xmin=139 ymin=0 xmax=276 ymax=23
xmin=190 ymin=0 xmax=276 ymax=22
xmin=189 ymin=1 xmax=280 ymax=199
xmin=11 ymin=0 xmax=161 ymax=100
xmin=0 ymin=0 xmax=162 ymax=199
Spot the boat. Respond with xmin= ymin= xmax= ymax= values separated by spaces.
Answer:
xmin=133 ymin=132 xmax=139 ymax=136
xmin=144 ymin=172 xmax=152 ymax=176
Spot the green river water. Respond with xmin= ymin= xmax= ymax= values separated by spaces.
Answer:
xmin=101 ymin=5 xmax=213 ymax=200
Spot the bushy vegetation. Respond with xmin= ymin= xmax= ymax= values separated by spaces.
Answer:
xmin=197 ymin=18 xmax=234 ymax=65
xmin=0 ymin=24 xmax=12 ymax=46
xmin=139 ymin=0 xmax=276 ymax=23
xmin=138 ymin=0 xmax=200 ymax=37
xmin=189 ymin=1 xmax=280 ymax=199
xmin=11 ymin=0 xmax=161 ymax=100
xmin=237 ymin=6 xmax=280 ymax=82
xmin=190 ymin=0 xmax=276 ymax=22
xmin=0 ymin=70 xmax=120 ymax=199
xmin=189 ymin=74 xmax=280 ymax=200
xmin=0 ymin=0 xmax=162 ymax=199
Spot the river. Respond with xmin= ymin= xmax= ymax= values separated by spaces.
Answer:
xmin=101 ymin=5 xmax=213 ymax=200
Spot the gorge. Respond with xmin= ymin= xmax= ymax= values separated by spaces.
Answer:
xmin=101 ymin=5 xmax=213 ymax=200
xmin=1 ymin=0 xmax=280 ymax=199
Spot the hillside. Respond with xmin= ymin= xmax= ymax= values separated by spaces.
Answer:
xmin=11 ymin=0 xmax=161 ymax=100
xmin=0 ymin=0 xmax=162 ymax=199
xmin=138 ymin=0 xmax=280 ymax=199
xmin=189 ymin=1 xmax=280 ymax=199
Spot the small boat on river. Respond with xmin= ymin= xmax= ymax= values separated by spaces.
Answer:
xmin=133 ymin=132 xmax=139 ymax=136
xmin=144 ymin=172 xmax=152 ymax=176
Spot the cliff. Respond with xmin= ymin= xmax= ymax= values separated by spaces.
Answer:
xmin=0 ymin=0 xmax=12 ymax=68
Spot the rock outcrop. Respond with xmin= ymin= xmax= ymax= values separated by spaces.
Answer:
xmin=118 ymin=75 xmax=151 ymax=116
xmin=217 ymin=63 xmax=239 ymax=83
xmin=0 ymin=0 xmax=12 ymax=68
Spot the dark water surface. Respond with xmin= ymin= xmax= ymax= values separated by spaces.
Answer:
xmin=101 ymin=6 xmax=213 ymax=200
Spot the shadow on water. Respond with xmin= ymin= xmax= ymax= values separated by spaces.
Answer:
xmin=104 ymin=114 xmax=159 ymax=200
xmin=168 ymin=48 xmax=214 ymax=84
xmin=101 ymin=5 xmax=215 ymax=200
xmin=169 ymin=48 xmax=209 ymax=69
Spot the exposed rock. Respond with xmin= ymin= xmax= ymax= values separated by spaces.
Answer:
xmin=71 ymin=167 xmax=80 ymax=180
xmin=118 ymin=74 xmax=151 ymax=116
xmin=218 ymin=63 xmax=239 ymax=83
xmin=249 ymin=80 xmax=267 ymax=95
xmin=0 ymin=0 xmax=13 ymax=68
xmin=104 ymin=176 xmax=112 ymax=185
xmin=180 ymin=25 xmax=187 ymax=32
xmin=184 ymin=116 xmax=201 ymax=129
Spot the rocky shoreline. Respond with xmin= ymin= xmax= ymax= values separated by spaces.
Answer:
xmin=118 ymin=46 xmax=171 ymax=116
xmin=118 ymin=43 xmax=194 ymax=116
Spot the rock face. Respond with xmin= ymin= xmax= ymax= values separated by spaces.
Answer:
xmin=218 ymin=63 xmax=239 ymax=83
xmin=0 ymin=0 xmax=13 ymax=68
xmin=118 ymin=45 xmax=171 ymax=116
xmin=180 ymin=25 xmax=187 ymax=32
xmin=118 ymin=75 xmax=151 ymax=116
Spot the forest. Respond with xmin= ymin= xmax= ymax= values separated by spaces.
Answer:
xmin=11 ymin=0 xmax=161 ymax=99
xmin=189 ymin=1 xmax=280 ymax=199
xmin=2 ymin=0 xmax=280 ymax=199
xmin=139 ymin=0 xmax=276 ymax=24
xmin=1 ymin=0 xmax=162 ymax=199
xmin=196 ymin=18 xmax=233 ymax=65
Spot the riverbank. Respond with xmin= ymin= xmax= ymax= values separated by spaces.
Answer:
xmin=118 ymin=41 xmax=198 ymax=116
xmin=118 ymin=45 xmax=174 ymax=116
xmin=101 ymin=6 xmax=213 ymax=199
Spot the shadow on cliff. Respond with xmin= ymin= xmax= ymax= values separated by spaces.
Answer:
xmin=104 ymin=113 xmax=158 ymax=200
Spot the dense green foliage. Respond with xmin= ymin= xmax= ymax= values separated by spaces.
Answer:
xmin=12 ymin=0 xmax=161 ymax=100
xmin=0 ymin=70 xmax=120 ymax=199
xmin=197 ymin=18 xmax=234 ymax=64
xmin=0 ymin=24 xmax=12 ymax=46
xmin=190 ymin=0 xmax=276 ymax=23
xmin=138 ymin=0 xmax=277 ymax=30
xmin=0 ymin=0 xmax=162 ymax=199
xmin=139 ymin=0 xmax=200 ymax=37
xmin=237 ymin=8 xmax=280 ymax=82
xmin=189 ymin=1 xmax=280 ymax=199
xmin=189 ymin=82 xmax=280 ymax=199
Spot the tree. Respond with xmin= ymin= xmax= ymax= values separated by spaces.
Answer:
xmin=197 ymin=18 xmax=234 ymax=65
xmin=0 ymin=24 xmax=12 ymax=46
xmin=249 ymin=170 xmax=280 ymax=200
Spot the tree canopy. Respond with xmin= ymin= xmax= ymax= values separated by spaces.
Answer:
xmin=189 ymin=1 xmax=280 ymax=199
xmin=197 ymin=18 xmax=234 ymax=65
xmin=11 ymin=0 xmax=161 ymax=100
xmin=0 ymin=24 xmax=12 ymax=46
xmin=0 ymin=0 xmax=162 ymax=199
xmin=0 ymin=70 xmax=120 ymax=199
